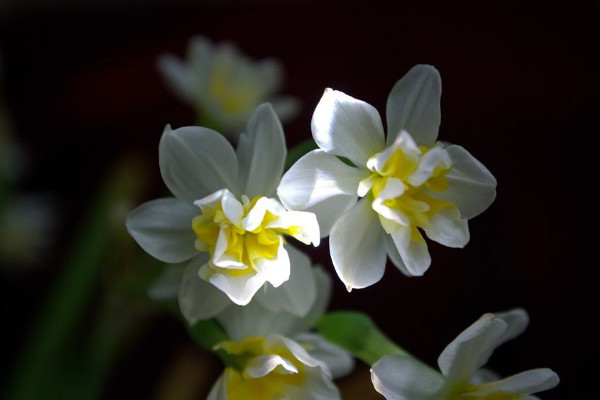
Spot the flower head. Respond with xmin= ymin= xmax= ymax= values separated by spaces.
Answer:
xmin=158 ymin=36 xmax=300 ymax=139
xmin=126 ymin=104 xmax=319 ymax=308
xmin=371 ymin=309 xmax=559 ymax=400
xmin=278 ymin=65 xmax=497 ymax=290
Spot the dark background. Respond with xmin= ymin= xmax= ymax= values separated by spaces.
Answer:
xmin=1 ymin=1 xmax=597 ymax=399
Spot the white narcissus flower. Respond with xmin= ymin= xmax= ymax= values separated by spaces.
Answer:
xmin=371 ymin=309 xmax=559 ymax=400
xmin=126 ymin=104 xmax=319 ymax=310
xmin=158 ymin=36 xmax=300 ymax=139
xmin=278 ymin=64 xmax=497 ymax=290
xmin=207 ymin=267 xmax=353 ymax=400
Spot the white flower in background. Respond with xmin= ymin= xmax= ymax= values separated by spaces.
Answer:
xmin=207 ymin=267 xmax=353 ymax=400
xmin=158 ymin=36 xmax=300 ymax=139
xmin=126 ymin=104 xmax=319 ymax=308
xmin=278 ymin=65 xmax=497 ymax=290
xmin=371 ymin=309 xmax=559 ymax=400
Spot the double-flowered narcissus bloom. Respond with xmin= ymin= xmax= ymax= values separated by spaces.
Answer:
xmin=158 ymin=36 xmax=300 ymax=139
xmin=208 ymin=266 xmax=353 ymax=400
xmin=126 ymin=104 xmax=319 ymax=309
xmin=371 ymin=309 xmax=559 ymax=400
xmin=278 ymin=64 xmax=497 ymax=290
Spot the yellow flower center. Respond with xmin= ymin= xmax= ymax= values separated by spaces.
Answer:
xmin=216 ymin=337 xmax=306 ymax=400
xmin=192 ymin=195 xmax=294 ymax=275
xmin=209 ymin=66 xmax=259 ymax=115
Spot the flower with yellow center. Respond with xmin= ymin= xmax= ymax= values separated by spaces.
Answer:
xmin=126 ymin=104 xmax=319 ymax=314
xmin=158 ymin=36 xmax=300 ymax=140
xmin=278 ymin=65 xmax=497 ymax=290
xmin=371 ymin=309 xmax=559 ymax=400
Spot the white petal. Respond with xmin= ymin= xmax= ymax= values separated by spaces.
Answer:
xmin=432 ymin=145 xmax=497 ymax=219
xmin=245 ymin=354 xmax=298 ymax=378
xmin=156 ymin=55 xmax=196 ymax=104
xmin=300 ymin=267 xmax=333 ymax=329
xmin=126 ymin=198 xmax=198 ymax=263
xmin=212 ymin=228 xmax=246 ymax=269
xmin=390 ymin=226 xmax=431 ymax=276
xmin=438 ymin=313 xmax=507 ymax=381
xmin=237 ymin=104 xmax=286 ymax=198
xmin=178 ymin=256 xmax=231 ymax=324
xmin=384 ymin=234 xmax=412 ymax=276
xmin=252 ymin=239 xmax=290 ymax=288
xmin=256 ymin=245 xmax=316 ymax=317
xmin=386 ymin=65 xmax=441 ymax=147
xmin=206 ymin=374 xmax=227 ymax=400
xmin=277 ymin=149 xmax=364 ymax=236
xmin=478 ymin=369 xmax=559 ymax=396
xmin=159 ymin=125 xmax=239 ymax=202
xmin=242 ymin=197 xmax=285 ymax=232
xmin=187 ymin=36 xmax=212 ymax=90
xmin=471 ymin=368 xmax=501 ymax=384
xmin=330 ymin=199 xmax=387 ymax=290
xmin=371 ymin=355 xmax=445 ymax=400
xmin=494 ymin=308 xmax=529 ymax=346
xmin=294 ymin=333 xmax=355 ymax=379
xmin=367 ymin=130 xmax=421 ymax=173
xmin=147 ymin=263 xmax=186 ymax=301
xmin=423 ymin=205 xmax=470 ymax=248
xmin=266 ymin=210 xmax=320 ymax=246
xmin=200 ymin=263 xmax=267 ymax=306
xmin=407 ymin=146 xmax=451 ymax=187
xmin=372 ymin=178 xmax=410 ymax=226
xmin=220 ymin=189 xmax=244 ymax=226
xmin=312 ymin=88 xmax=385 ymax=166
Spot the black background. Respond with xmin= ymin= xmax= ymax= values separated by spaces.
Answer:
xmin=1 ymin=1 xmax=598 ymax=399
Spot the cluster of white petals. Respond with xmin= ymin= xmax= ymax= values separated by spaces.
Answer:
xmin=126 ymin=104 xmax=319 ymax=311
xmin=158 ymin=36 xmax=300 ymax=139
xmin=278 ymin=65 xmax=497 ymax=290
xmin=208 ymin=266 xmax=353 ymax=400
xmin=371 ymin=309 xmax=559 ymax=400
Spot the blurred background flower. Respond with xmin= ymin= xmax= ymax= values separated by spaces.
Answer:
xmin=0 ymin=1 xmax=597 ymax=399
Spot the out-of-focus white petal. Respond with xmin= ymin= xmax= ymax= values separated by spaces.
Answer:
xmin=156 ymin=55 xmax=196 ymax=104
xmin=245 ymin=355 xmax=298 ymax=378
xmin=386 ymin=64 xmax=441 ymax=147
xmin=438 ymin=313 xmax=508 ymax=381
xmin=371 ymin=355 xmax=445 ymax=400
xmin=178 ymin=256 xmax=231 ymax=324
xmin=407 ymin=146 xmax=451 ymax=187
xmin=294 ymin=333 xmax=355 ymax=379
xmin=271 ymin=96 xmax=301 ymax=122
xmin=159 ymin=125 xmax=239 ymax=202
xmin=330 ymin=199 xmax=387 ymax=290
xmin=494 ymin=308 xmax=530 ymax=346
xmin=256 ymin=245 xmax=316 ymax=317
xmin=471 ymin=368 xmax=501 ymax=384
xmin=237 ymin=104 xmax=286 ymax=198
xmin=312 ymin=88 xmax=385 ymax=167
xmin=432 ymin=144 xmax=497 ymax=219
xmin=252 ymin=239 xmax=290 ymax=287
xmin=206 ymin=374 xmax=227 ymax=400
xmin=423 ymin=205 xmax=469 ymax=248
xmin=390 ymin=226 xmax=431 ymax=276
xmin=125 ymin=198 xmax=198 ymax=263
xmin=200 ymin=264 xmax=267 ymax=306
xmin=478 ymin=369 xmax=560 ymax=396
xmin=147 ymin=263 xmax=186 ymax=301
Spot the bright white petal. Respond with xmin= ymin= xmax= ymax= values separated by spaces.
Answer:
xmin=390 ymin=226 xmax=431 ymax=276
xmin=237 ymin=104 xmax=286 ymax=198
xmin=125 ymin=198 xmax=198 ymax=263
xmin=371 ymin=355 xmax=445 ymax=400
xmin=242 ymin=197 xmax=285 ymax=232
xmin=438 ymin=313 xmax=507 ymax=381
xmin=478 ymin=369 xmax=559 ymax=396
xmin=423 ymin=205 xmax=470 ymax=248
xmin=266 ymin=210 xmax=320 ymax=246
xmin=147 ymin=263 xmax=186 ymax=301
xmin=294 ymin=333 xmax=355 ymax=379
xmin=201 ymin=264 xmax=267 ymax=306
xmin=312 ymin=88 xmax=385 ymax=166
xmin=159 ymin=125 xmax=239 ymax=202
xmin=245 ymin=354 xmax=298 ymax=378
xmin=156 ymin=55 xmax=196 ymax=104
xmin=252 ymin=239 xmax=290 ymax=287
xmin=384 ymin=234 xmax=412 ymax=276
xmin=407 ymin=146 xmax=451 ymax=187
xmin=256 ymin=245 xmax=316 ymax=317
xmin=432 ymin=145 xmax=497 ymax=219
xmin=386 ymin=64 xmax=441 ymax=147
xmin=330 ymin=199 xmax=387 ymax=290
xmin=220 ymin=189 xmax=244 ymax=225
xmin=178 ymin=256 xmax=231 ymax=324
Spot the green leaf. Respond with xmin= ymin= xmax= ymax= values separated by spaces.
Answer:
xmin=187 ymin=319 xmax=228 ymax=351
xmin=316 ymin=311 xmax=410 ymax=365
xmin=285 ymin=139 xmax=318 ymax=169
